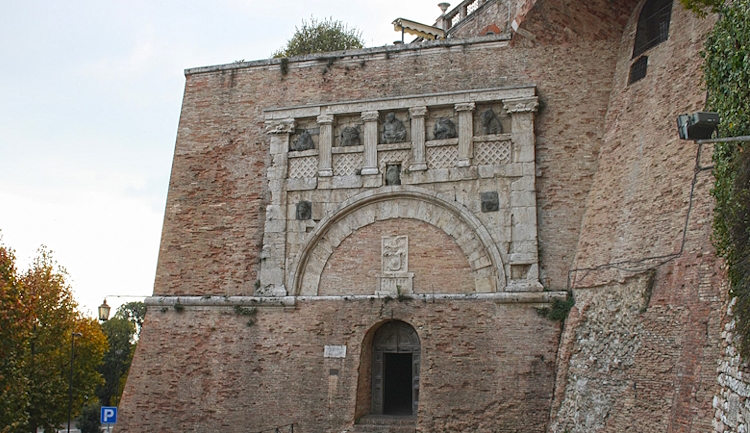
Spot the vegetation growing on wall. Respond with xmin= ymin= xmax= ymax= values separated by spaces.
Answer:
xmin=702 ymin=0 xmax=750 ymax=357
xmin=679 ymin=0 xmax=725 ymax=16
xmin=273 ymin=17 xmax=364 ymax=58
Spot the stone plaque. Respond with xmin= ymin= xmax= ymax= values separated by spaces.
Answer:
xmin=324 ymin=345 xmax=347 ymax=358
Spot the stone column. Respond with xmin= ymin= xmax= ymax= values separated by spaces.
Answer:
xmin=455 ymin=102 xmax=475 ymax=167
xmin=361 ymin=111 xmax=380 ymax=175
xmin=408 ymin=106 xmax=428 ymax=172
xmin=317 ymin=113 xmax=334 ymax=177
xmin=259 ymin=118 xmax=295 ymax=296
xmin=503 ymin=96 xmax=543 ymax=292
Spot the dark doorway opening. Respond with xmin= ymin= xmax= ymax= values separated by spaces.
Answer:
xmin=383 ymin=353 xmax=413 ymax=415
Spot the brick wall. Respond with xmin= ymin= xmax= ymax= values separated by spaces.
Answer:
xmin=152 ymin=34 xmax=623 ymax=296
xmin=120 ymin=1 xmax=734 ymax=432
xmin=549 ymin=2 xmax=726 ymax=431
xmin=118 ymin=300 xmax=560 ymax=432
xmin=319 ymin=218 xmax=475 ymax=296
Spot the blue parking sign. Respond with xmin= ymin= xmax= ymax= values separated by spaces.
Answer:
xmin=101 ymin=406 xmax=117 ymax=424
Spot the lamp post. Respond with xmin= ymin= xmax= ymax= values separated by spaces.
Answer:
xmin=98 ymin=299 xmax=111 ymax=321
xmin=68 ymin=332 xmax=83 ymax=433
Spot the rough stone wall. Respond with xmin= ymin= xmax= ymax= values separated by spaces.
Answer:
xmin=714 ymin=299 xmax=750 ymax=432
xmin=549 ymin=2 xmax=726 ymax=432
xmin=118 ymin=300 xmax=560 ymax=432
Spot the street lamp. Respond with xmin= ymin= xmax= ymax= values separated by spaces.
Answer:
xmin=98 ymin=299 xmax=111 ymax=321
xmin=68 ymin=332 xmax=83 ymax=433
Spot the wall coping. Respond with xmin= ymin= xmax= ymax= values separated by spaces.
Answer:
xmin=184 ymin=34 xmax=511 ymax=76
xmin=145 ymin=291 xmax=568 ymax=308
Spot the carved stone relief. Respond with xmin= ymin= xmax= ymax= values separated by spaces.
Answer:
xmin=378 ymin=235 xmax=414 ymax=295
xmin=381 ymin=112 xmax=407 ymax=144
xmin=385 ymin=164 xmax=402 ymax=186
xmin=433 ymin=118 xmax=457 ymax=139
xmin=296 ymin=201 xmax=312 ymax=220
xmin=480 ymin=108 xmax=503 ymax=135
xmin=339 ymin=126 xmax=361 ymax=147
xmin=291 ymin=130 xmax=315 ymax=151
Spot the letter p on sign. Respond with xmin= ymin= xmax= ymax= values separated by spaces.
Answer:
xmin=101 ymin=406 xmax=117 ymax=424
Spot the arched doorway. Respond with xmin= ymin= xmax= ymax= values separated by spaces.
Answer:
xmin=371 ymin=321 xmax=421 ymax=415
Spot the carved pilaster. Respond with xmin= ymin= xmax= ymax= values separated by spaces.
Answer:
xmin=409 ymin=106 xmax=428 ymax=172
xmin=361 ymin=111 xmax=379 ymax=175
xmin=317 ymin=113 xmax=334 ymax=177
xmin=503 ymin=97 xmax=538 ymax=163
xmin=455 ymin=102 xmax=475 ymax=167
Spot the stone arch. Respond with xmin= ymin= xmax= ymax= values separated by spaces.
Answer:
xmin=355 ymin=320 xmax=421 ymax=417
xmin=290 ymin=186 xmax=505 ymax=296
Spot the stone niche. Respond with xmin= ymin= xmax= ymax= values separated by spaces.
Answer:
xmin=262 ymin=86 xmax=543 ymax=297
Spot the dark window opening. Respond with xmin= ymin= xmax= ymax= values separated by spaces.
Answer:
xmin=633 ymin=0 xmax=673 ymax=57
xmin=629 ymin=56 xmax=649 ymax=84
xmin=383 ymin=353 xmax=413 ymax=415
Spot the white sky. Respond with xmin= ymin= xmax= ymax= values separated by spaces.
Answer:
xmin=0 ymin=0 xmax=445 ymax=317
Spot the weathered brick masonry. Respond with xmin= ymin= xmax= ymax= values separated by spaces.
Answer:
xmin=118 ymin=0 xmax=729 ymax=432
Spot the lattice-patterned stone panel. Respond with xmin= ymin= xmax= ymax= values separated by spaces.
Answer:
xmin=427 ymin=145 xmax=459 ymax=169
xmin=333 ymin=153 xmax=363 ymax=176
xmin=475 ymin=140 xmax=511 ymax=166
xmin=289 ymin=156 xmax=317 ymax=179
xmin=378 ymin=149 xmax=411 ymax=170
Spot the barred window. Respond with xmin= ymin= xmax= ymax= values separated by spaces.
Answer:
xmin=633 ymin=0 xmax=673 ymax=57
xmin=629 ymin=56 xmax=649 ymax=84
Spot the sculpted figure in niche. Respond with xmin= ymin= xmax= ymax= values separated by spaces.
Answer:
xmin=291 ymin=130 xmax=315 ymax=151
xmin=385 ymin=164 xmax=401 ymax=186
xmin=381 ymin=112 xmax=407 ymax=144
xmin=481 ymin=108 xmax=503 ymax=135
xmin=433 ymin=117 xmax=457 ymax=140
xmin=339 ymin=126 xmax=360 ymax=146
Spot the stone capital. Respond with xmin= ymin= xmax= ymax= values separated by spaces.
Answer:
xmin=503 ymin=97 xmax=539 ymax=114
xmin=264 ymin=119 xmax=295 ymax=135
xmin=409 ymin=106 xmax=428 ymax=117
xmin=454 ymin=102 xmax=476 ymax=112
xmin=317 ymin=113 xmax=334 ymax=124
xmin=361 ymin=111 xmax=379 ymax=122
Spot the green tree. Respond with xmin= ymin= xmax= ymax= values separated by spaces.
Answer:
xmin=273 ymin=16 xmax=364 ymax=58
xmin=97 ymin=316 xmax=135 ymax=406
xmin=704 ymin=0 xmax=750 ymax=356
xmin=117 ymin=301 xmax=146 ymax=336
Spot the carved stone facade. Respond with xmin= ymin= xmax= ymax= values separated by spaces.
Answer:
xmin=262 ymin=87 xmax=543 ymax=297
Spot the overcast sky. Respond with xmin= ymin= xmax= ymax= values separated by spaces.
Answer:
xmin=0 ymin=0 xmax=445 ymax=316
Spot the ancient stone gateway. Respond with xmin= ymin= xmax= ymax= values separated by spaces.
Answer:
xmin=118 ymin=1 xmax=727 ymax=432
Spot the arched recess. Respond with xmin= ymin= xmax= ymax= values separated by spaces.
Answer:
xmin=357 ymin=320 xmax=421 ymax=416
xmin=289 ymin=186 xmax=506 ymax=296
